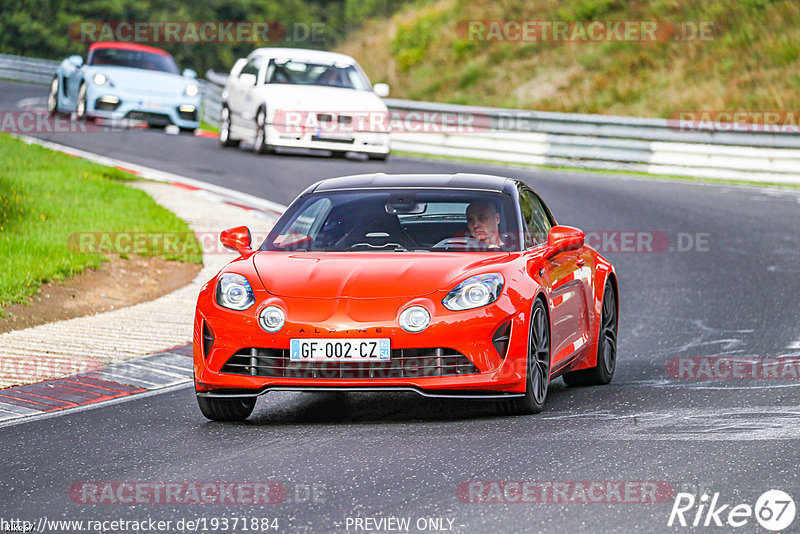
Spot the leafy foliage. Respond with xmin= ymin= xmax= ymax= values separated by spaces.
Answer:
xmin=0 ymin=0 xmax=416 ymax=72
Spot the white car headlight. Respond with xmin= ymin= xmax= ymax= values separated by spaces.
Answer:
xmin=259 ymin=306 xmax=285 ymax=333
xmin=399 ymin=306 xmax=431 ymax=333
xmin=215 ymin=273 xmax=255 ymax=310
xmin=442 ymin=274 xmax=504 ymax=311
xmin=184 ymin=83 xmax=199 ymax=97
xmin=93 ymin=73 xmax=108 ymax=86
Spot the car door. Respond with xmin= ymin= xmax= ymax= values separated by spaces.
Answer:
xmin=61 ymin=59 xmax=85 ymax=109
xmin=228 ymin=55 xmax=262 ymax=134
xmin=520 ymin=187 xmax=588 ymax=369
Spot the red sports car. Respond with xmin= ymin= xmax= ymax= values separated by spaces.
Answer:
xmin=193 ymin=173 xmax=618 ymax=421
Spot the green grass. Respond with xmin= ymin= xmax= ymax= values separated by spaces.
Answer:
xmin=340 ymin=0 xmax=800 ymax=119
xmin=199 ymin=120 xmax=219 ymax=134
xmin=0 ymin=133 xmax=202 ymax=313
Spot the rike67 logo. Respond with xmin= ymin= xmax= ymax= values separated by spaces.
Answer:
xmin=668 ymin=490 xmax=796 ymax=531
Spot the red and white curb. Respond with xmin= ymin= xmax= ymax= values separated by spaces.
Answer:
xmin=1 ymin=137 xmax=287 ymax=424
xmin=0 ymin=345 xmax=193 ymax=425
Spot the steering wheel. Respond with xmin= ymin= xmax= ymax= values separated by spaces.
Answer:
xmin=432 ymin=236 xmax=490 ymax=251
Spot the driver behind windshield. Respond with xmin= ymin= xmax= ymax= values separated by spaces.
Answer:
xmin=466 ymin=199 xmax=504 ymax=249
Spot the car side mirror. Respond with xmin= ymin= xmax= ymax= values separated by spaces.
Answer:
xmin=373 ymin=83 xmax=390 ymax=97
xmin=220 ymin=226 xmax=252 ymax=255
xmin=68 ymin=55 xmax=84 ymax=67
xmin=182 ymin=68 xmax=197 ymax=78
xmin=544 ymin=225 xmax=585 ymax=259
xmin=239 ymin=73 xmax=257 ymax=87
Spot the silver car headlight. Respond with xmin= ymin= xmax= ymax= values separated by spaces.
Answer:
xmin=215 ymin=273 xmax=255 ymax=310
xmin=442 ymin=273 xmax=504 ymax=311
xmin=93 ymin=73 xmax=110 ymax=86
xmin=184 ymin=83 xmax=199 ymax=97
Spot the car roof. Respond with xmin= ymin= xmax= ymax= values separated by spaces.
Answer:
xmin=309 ymin=173 xmax=515 ymax=194
xmin=88 ymin=42 xmax=170 ymax=56
xmin=249 ymin=47 xmax=356 ymax=65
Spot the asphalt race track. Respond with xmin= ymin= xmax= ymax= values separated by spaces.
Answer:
xmin=2 ymin=80 xmax=800 ymax=532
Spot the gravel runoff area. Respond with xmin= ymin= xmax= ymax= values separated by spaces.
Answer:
xmin=0 ymin=181 xmax=278 ymax=389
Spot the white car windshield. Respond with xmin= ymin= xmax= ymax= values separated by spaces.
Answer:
xmin=265 ymin=59 xmax=371 ymax=90
xmin=88 ymin=48 xmax=179 ymax=74
xmin=262 ymin=190 xmax=522 ymax=252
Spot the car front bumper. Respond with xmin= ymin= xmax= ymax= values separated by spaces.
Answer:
xmin=264 ymin=122 xmax=390 ymax=155
xmin=193 ymin=292 xmax=528 ymax=397
xmin=85 ymin=84 xmax=201 ymax=129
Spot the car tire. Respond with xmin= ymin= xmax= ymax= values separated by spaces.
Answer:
xmin=331 ymin=150 xmax=348 ymax=159
xmin=219 ymin=106 xmax=238 ymax=147
xmin=368 ymin=152 xmax=389 ymax=161
xmin=197 ymin=395 xmax=256 ymax=422
xmin=498 ymin=299 xmax=550 ymax=415
xmin=253 ymin=107 xmax=272 ymax=154
xmin=47 ymin=77 xmax=61 ymax=115
xmin=75 ymin=82 xmax=89 ymax=121
xmin=563 ymin=279 xmax=617 ymax=387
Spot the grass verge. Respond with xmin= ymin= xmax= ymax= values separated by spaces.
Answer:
xmin=0 ymin=133 xmax=202 ymax=313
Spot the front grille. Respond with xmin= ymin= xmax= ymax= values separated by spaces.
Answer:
xmin=202 ymin=321 xmax=214 ymax=359
xmin=94 ymin=98 xmax=120 ymax=112
xmin=221 ymin=347 xmax=480 ymax=379
xmin=126 ymin=111 xmax=171 ymax=126
xmin=492 ymin=321 xmax=511 ymax=359
xmin=311 ymin=136 xmax=354 ymax=144
xmin=177 ymin=107 xmax=197 ymax=121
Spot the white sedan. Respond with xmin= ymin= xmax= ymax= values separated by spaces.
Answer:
xmin=219 ymin=47 xmax=391 ymax=160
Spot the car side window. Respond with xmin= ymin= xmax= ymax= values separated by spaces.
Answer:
xmin=240 ymin=57 xmax=260 ymax=79
xmin=520 ymin=189 xmax=552 ymax=248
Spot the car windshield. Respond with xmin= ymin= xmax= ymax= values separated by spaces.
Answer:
xmin=88 ymin=48 xmax=179 ymax=74
xmin=265 ymin=59 xmax=371 ymax=90
xmin=262 ymin=190 xmax=522 ymax=252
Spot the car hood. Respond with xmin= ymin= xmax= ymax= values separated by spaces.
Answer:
xmin=262 ymin=85 xmax=387 ymax=113
xmin=84 ymin=66 xmax=193 ymax=97
xmin=252 ymin=252 xmax=512 ymax=299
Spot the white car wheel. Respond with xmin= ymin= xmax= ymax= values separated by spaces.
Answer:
xmin=253 ymin=108 xmax=272 ymax=155
xmin=47 ymin=78 xmax=60 ymax=115
xmin=219 ymin=107 xmax=238 ymax=147
xmin=76 ymin=83 xmax=88 ymax=121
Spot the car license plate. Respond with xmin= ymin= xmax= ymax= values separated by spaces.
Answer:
xmin=290 ymin=338 xmax=390 ymax=362
xmin=139 ymin=100 xmax=163 ymax=110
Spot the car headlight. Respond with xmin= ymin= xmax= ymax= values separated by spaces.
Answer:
xmin=442 ymin=273 xmax=504 ymax=311
xmin=93 ymin=73 xmax=108 ymax=86
xmin=215 ymin=273 xmax=255 ymax=310
xmin=399 ymin=306 xmax=431 ymax=333
xmin=184 ymin=83 xmax=199 ymax=97
xmin=259 ymin=306 xmax=285 ymax=333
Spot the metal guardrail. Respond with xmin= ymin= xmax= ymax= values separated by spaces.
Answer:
xmin=3 ymin=54 xmax=799 ymax=184
xmin=0 ymin=54 xmax=59 ymax=85
xmin=199 ymin=69 xmax=800 ymax=183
